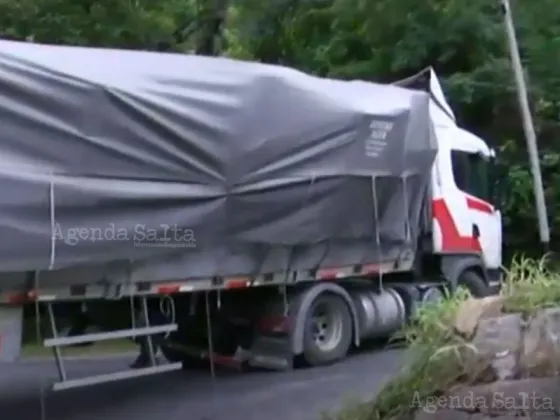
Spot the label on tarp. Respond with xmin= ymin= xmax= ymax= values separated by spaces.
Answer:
xmin=366 ymin=119 xmax=394 ymax=157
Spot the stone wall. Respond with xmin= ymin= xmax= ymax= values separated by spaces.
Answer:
xmin=412 ymin=297 xmax=560 ymax=420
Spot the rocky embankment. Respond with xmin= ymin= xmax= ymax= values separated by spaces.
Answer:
xmin=413 ymin=296 xmax=560 ymax=420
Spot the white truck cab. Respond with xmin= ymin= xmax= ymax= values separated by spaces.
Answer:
xmin=426 ymin=70 xmax=503 ymax=274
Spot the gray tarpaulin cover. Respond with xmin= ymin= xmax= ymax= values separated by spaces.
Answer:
xmin=0 ymin=40 xmax=437 ymax=281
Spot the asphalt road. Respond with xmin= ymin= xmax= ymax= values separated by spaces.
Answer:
xmin=0 ymin=348 xmax=404 ymax=420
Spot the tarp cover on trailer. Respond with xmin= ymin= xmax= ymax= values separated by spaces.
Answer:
xmin=0 ymin=40 xmax=437 ymax=278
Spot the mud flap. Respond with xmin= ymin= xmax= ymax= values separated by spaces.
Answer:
xmin=0 ymin=305 xmax=23 ymax=362
xmin=248 ymin=334 xmax=293 ymax=371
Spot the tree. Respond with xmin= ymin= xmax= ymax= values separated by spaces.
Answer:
xmin=196 ymin=0 xmax=230 ymax=55
xmin=0 ymin=0 xmax=199 ymax=50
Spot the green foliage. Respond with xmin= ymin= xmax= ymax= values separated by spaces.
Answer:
xmin=502 ymin=255 xmax=560 ymax=312
xmin=497 ymin=141 xmax=560 ymax=254
xmin=0 ymin=0 xmax=201 ymax=51
xmin=0 ymin=0 xmax=558 ymax=251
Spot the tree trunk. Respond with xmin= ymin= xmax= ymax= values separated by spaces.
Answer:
xmin=195 ymin=0 xmax=229 ymax=56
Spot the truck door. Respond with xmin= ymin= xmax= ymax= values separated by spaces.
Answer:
xmin=450 ymin=150 xmax=502 ymax=269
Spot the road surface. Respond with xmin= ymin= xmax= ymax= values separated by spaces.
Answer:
xmin=0 ymin=348 xmax=404 ymax=420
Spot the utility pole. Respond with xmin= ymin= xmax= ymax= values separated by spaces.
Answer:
xmin=500 ymin=0 xmax=550 ymax=251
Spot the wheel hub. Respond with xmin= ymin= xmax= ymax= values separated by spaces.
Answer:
xmin=310 ymin=303 xmax=343 ymax=352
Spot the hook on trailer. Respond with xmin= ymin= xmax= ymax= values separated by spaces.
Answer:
xmin=158 ymin=295 xmax=176 ymax=339
xmin=371 ymin=175 xmax=384 ymax=290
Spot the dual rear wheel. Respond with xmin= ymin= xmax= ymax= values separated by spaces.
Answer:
xmin=161 ymin=270 xmax=490 ymax=367
xmin=301 ymin=270 xmax=490 ymax=366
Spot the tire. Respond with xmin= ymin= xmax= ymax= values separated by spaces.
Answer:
xmin=302 ymin=293 xmax=353 ymax=366
xmin=457 ymin=270 xmax=490 ymax=298
xmin=160 ymin=331 xmax=186 ymax=363
xmin=161 ymin=330 xmax=210 ymax=369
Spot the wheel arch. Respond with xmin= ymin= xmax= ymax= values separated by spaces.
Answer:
xmin=440 ymin=254 xmax=488 ymax=292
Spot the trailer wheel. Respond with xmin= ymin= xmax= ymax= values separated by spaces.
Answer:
xmin=160 ymin=331 xmax=186 ymax=363
xmin=160 ymin=329 xmax=211 ymax=369
xmin=302 ymin=293 xmax=352 ymax=366
xmin=457 ymin=270 xmax=490 ymax=298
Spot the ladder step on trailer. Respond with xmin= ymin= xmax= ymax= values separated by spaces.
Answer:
xmin=43 ymin=296 xmax=182 ymax=391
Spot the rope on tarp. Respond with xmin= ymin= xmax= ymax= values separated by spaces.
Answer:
xmin=48 ymin=174 xmax=56 ymax=270
xmin=402 ymin=174 xmax=412 ymax=246
xmin=371 ymin=175 xmax=383 ymax=290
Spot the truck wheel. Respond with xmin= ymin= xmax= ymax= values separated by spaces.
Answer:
xmin=457 ymin=270 xmax=490 ymax=298
xmin=161 ymin=330 xmax=209 ymax=369
xmin=160 ymin=331 xmax=186 ymax=363
xmin=302 ymin=293 xmax=352 ymax=366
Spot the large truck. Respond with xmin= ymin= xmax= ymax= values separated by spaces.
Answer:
xmin=0 ymin=40 xmax=502 ymax=391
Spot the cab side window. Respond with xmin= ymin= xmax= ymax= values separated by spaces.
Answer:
xmin=451 ymin=150 xmax=491 ymax=203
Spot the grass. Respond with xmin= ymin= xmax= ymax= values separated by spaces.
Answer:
xmin=327 ymin=256 xmax=560 ymax=420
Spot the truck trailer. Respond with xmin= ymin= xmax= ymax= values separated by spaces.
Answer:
xmin=0 ymin=40 xmax=502 ymax=391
